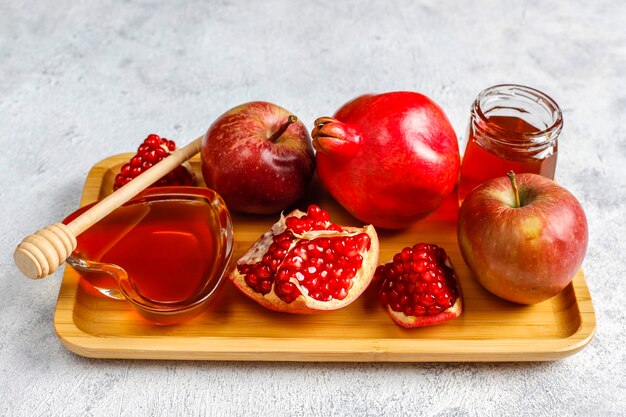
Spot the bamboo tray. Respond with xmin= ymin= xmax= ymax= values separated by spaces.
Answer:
xmin=53 ymin=154 xmax=596 ymax=361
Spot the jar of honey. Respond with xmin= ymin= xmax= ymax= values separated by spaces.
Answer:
xmin=458 ymin=84 xmax=563 ymax=202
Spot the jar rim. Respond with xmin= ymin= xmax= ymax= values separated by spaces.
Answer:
xmin=473 ymin=84 xmax=563 ymax=143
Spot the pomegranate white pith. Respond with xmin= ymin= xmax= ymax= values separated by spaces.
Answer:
xmin=230 ymin=206 xmax=379 ymax=313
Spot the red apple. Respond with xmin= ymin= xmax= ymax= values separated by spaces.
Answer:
xmin=201 ymin=102 xmax=315 ymax=214
xmin=457 ymin=172 xmax=588 ymax=305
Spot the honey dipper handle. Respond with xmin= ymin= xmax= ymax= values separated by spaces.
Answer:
xmin=14 ymin=135 xmax=204 ymax=279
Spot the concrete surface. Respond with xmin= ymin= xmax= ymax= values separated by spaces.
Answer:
xmin=1 ymin=0 xmax=625 ymax=416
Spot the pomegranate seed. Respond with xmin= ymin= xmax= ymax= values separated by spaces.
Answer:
xmin=307 ymin=205 xmax=323 ymax=218
xmin=331 ymin=239 xmax=345 ymax=253
xmin=421 ymin=294 xmax=435 ymax=307
xmin=428 ymin=306 xmax=442 ymax=315
xmin=356 ymin=233 xmax=371 ymax=251
xmin=236 ymin=206 xmax=370 ymax=304
xmin=377 ymin=244 xmax=459 ymax=318
xmin=146 ymin=133 xmax=159 ymax=143
xmin=344 ymin=241 xmax=359 ymax=257
xmin=257 ymin=266 xmax=271 ymax=279
xmin=245 ymin=273 xmax=257 ymax=286
xmin=422 ymin=270 xmax=437 ymax=283
xmin=130 ymin=156 xmax=142 ymax=167
xmin=278 ymin=282 xmax=296 ymax=294
xmin=335 ymin=287 xmax=348 ymax=300
xmin=285 ymin=217 xmax=299 ymax=231
xmin=310 ymin=257 xmax=323 ymax=267
xmin=317 ymin=238 xmax=330 ymax=249
xmin=155 ymin=146 xmax=168 ymax=157
xmin=259 ymin=280 xmax=271 ymax=294
xmin=113 ymin=134 xmax=194 ymax=190
xmin=312 ymin=220 xmax=326 ymax=229
xmin=379 ymin=292 xmax=389 ymax=305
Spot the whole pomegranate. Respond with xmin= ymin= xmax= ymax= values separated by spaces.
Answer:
xmin=230 ymin=205 xmax=379 ymax=313
xmin=312 ymin=92 xmax=460 ymax=229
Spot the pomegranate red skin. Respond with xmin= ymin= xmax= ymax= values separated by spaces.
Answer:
xmin=202 ymin=102 xmax=315 ymax=214
xmin=312 ymin=92 xmax=460 ymax=229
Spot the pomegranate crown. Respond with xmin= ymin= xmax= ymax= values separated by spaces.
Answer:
xmin=311 ymin=117 xmax=359 ymax=157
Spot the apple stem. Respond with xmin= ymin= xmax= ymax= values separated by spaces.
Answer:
xmin=269 ymin=115 xmax=298 ymax=143
xmin=507 ymin=170 xmax=521 ymax=208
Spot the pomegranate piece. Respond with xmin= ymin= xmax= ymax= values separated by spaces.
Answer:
xmin=114 ymin=134 xmax=196 ymax=190
xmin=376 ymin=244 xmax=462 ymax=327
xmin=230 ymin=205 xmax=379 ymax=313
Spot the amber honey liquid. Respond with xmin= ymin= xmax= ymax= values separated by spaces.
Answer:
xmin=73 ymin=199 xmax=221 ymax=303
xmin=458 ymin=115 xmax=557 ymax=202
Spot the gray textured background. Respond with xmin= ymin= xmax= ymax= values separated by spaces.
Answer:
xmin=1 ymin=1 xmax=625 ymax=416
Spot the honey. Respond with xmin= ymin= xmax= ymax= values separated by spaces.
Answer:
xmin=64 ymin=187 xmax=233 ymax=324
xmin=458 ymin=85 xmax=563 ymax=203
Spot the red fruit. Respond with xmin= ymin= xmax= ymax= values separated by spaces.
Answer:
xmin=458 ymin=172 xmax=588 ymax=304
xmin=114 ymin=134 xmax=196 ymax=190
xmin=201 ymin=102 xmax=315 ymax=214
xmin=230 ymin=205 xmax=379 ymax=313
xmin=376 ymin=244 xmax=462 ymax=327
xmin=312 ymin=92 xmax=460 ymax=229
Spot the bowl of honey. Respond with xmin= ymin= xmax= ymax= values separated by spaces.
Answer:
xmin=63 ymin=187 xmax=234 ymax=325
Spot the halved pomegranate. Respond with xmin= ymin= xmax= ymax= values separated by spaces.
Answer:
xmin=230 ymin=205 xmax=379 ymax=313
xmin=376 ymin=244 xmax=462 ymax=327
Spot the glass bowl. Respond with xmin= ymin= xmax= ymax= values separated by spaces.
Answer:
xmin=63 ymin=187 xmax=233 ymax=325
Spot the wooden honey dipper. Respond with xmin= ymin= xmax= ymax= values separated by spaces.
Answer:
xmin=14 ymin=136 xmax=204 ymax=280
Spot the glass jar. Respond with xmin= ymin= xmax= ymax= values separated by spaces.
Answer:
xmin=458 ymin=84 xmax=563 ymax=203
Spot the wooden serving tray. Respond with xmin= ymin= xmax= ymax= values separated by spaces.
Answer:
xmin=53 ymin=154 xmax=596 ymax=361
